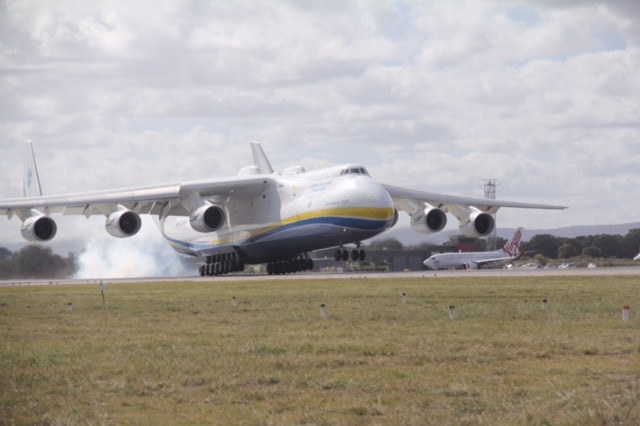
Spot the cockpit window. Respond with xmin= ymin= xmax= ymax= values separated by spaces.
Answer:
xmin=340 ymin=167 xmax=369 ymax=176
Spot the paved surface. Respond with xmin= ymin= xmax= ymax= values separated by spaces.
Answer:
xmin=3 ymin=266 xmax=640 ymax=287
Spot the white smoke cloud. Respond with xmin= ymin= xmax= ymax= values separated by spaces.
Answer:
xmin=73 ymin=216 xmax=194 ymax=279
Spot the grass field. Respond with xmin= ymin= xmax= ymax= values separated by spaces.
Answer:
xmin=1 ymin=275 xmax=639 ymax=425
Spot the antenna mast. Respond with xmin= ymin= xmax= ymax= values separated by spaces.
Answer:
xmin=483 ymin=179 xmax=497 ymax=250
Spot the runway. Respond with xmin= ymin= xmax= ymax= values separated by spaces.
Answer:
xmin=3 ymin=266 xmax=640 ymax=287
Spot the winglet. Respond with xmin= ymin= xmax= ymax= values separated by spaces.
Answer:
xmin=250 ymin=142 xmax=275 ymax=174
xmin=23 ymin=140 xmax=43 ymax=197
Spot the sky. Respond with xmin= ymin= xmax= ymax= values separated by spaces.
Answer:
xmin=1 ymin=0 xmax=640 ymax=261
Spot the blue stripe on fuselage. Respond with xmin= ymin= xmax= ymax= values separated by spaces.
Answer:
xmin=164 ymin=215 xmax=391 ymax=257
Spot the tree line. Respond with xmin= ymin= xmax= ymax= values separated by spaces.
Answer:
xmin=0 ymin=246 xmax=77 ymax=280
xmin=523 ymin=229 xmax=640 ymax=260
xmin=368 ymin=228 xmax=640 ymax=261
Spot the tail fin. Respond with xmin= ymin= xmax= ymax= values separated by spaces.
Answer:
xmin=502 ymin=227 xmax=523 ymax=257
xmin=250 ymin=142 xmax=275 ymax=174
xmin=23 ymin=140 xmax=43 ymax=197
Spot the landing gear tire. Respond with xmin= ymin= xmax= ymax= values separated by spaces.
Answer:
xmin=267 ymin=254 xmax=313 ymax=275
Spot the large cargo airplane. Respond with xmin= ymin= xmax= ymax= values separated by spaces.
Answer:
xmin=423 ymin=227 xmax=524 ymax=270
xmin=0 ymin=142 xmax=566 ymax=276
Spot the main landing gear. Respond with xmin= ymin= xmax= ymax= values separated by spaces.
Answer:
xmin=334 ymin=247 xmax=366 ymax=262
xmin=199 ymin=252 xmax=245 ymax=276
xmin=267 ymin=254 xmax=314 ymax=275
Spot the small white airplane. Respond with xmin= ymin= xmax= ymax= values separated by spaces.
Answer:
xmin=423 ymin=227 xmax=525 ymax=270
xmin=0 ymin=142 xmax=566 ymax=276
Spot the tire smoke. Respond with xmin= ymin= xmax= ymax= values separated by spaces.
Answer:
xmin=73 ymin=217 xmax=193 ymax=279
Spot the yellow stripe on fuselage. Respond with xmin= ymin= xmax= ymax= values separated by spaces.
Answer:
xmin=170 ymin=206 xmax=395 ymax=249
xmin=281 ymin=206 xmax=396 ymax=226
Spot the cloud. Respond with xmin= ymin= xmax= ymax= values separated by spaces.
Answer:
xmin=1 ymin=0 xmax=640 ymax=254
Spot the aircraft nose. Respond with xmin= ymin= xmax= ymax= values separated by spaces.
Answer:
xmin=346 ymin=176 xmax=395 ymax=211
xmin=423 ymin=258 xmax=436 ymax=269
xmin=357 ymin=177 xmax=394 ymax=207
xmin=370 ymin=181 xmax=396 ymax=226
xmin=333 ymin=175 xmax=396 ymax=232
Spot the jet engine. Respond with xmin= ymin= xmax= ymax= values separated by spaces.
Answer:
xmin=21 ymin=215 xmax=57 ymax=242
xmin=410 ymin=207 xmax=447 ymax=234
xmin=190 ymin=205 xmax=225 ymax=233
xmin=458 ymin=211 xmax=495 ymax=237
xmin=105 ymin=209 xmax=142 ymax=238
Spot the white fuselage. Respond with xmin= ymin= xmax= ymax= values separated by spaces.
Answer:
xmin=161 ymin=165 xmax=396 ymax=264
xmin=423 ymin=249 xmax=512 ymax=270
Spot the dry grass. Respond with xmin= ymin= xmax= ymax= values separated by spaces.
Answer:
xmin=1 ymin=275 xmax=639 ymax=425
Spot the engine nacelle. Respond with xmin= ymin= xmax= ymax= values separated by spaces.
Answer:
xmin=105 ymin=210 xmax=142 ymax=238
xmin=410 ymin=207 xmax=447 ymax=234
xmin=458 ymin=211 xmax=495 ymax=237
xmin=190 ymin=205 xmax=225 ymax=233
xmin=21 ymin=215 xmax=57 ymax=242
xmin=464 ymin=262 xmax=479 ymax=270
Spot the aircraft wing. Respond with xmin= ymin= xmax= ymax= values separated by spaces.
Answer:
xmin=382 ymin=184 xmax=567 ymax=214
xmin=0 ymin=176 xmax=271 ymax=220
xmin=382 ymin=183 xmax=566 ymax=237
xmin=474 ymin=256 xmax=516 ymax=268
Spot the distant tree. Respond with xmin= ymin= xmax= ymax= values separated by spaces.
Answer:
xmin=621 ymin=228 xmax=640 ymax=258
xmin=533 ymin=254 xmax=548 ymax=267
xmin=365 ymin=238 xmax=404 ymax=251
xmin=494 ymin=237 xmax=507 ymax=250
xmin=592 ymin=234 xmax=623 ymax=258
xmin=526 ymin=234 xmax=561 ymax=259
xmin=582 ymin=246 xmax=602 ymax=258
xmin=0 ymin=247 xmax=11 ymax=261
xmin=558 ymin=243 xmax=578 ymax=259
xmin=0 ymin=245 xmax=76 ymax=279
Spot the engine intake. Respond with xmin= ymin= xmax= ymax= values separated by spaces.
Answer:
xmin=105 ymin=210 xmax=142 ymax=238
xmin=458 ymin=211 xmax=495 ymax=237
xmin=190 ymin=205 xmax=225 ymax=233
xmin=21 ymin=215 xmax=57 ymax=242
xmin=410 ymin=207 xmax=447 ymax=234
